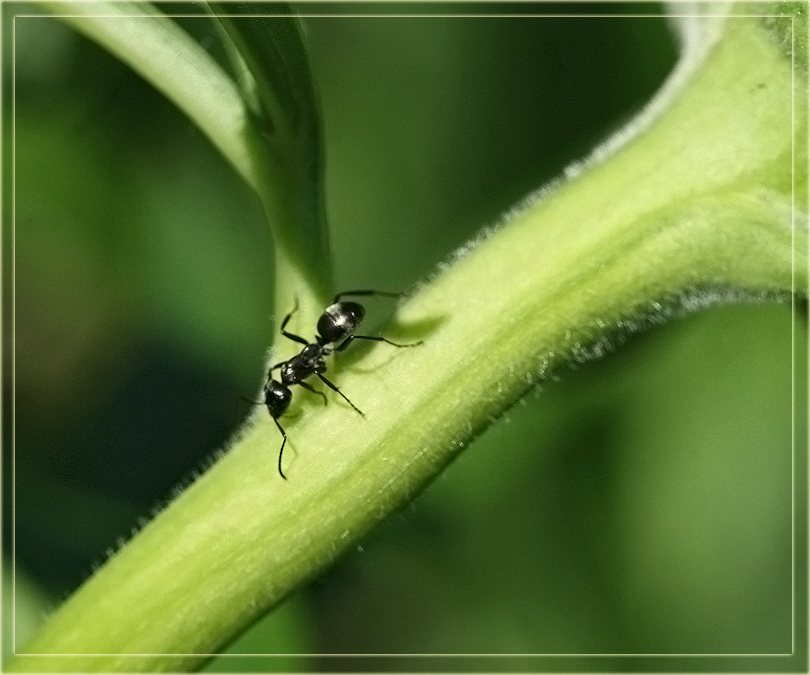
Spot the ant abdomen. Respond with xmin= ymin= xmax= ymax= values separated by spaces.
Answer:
xmin=317 ymin=301 xmax=365 ymax=346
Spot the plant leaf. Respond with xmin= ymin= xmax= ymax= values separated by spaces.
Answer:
xmin=207 ymin=1 xmax=332 ymax=302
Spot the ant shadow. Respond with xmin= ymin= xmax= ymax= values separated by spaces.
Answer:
xmin=332 ymin=312 xmax=443 ymax=372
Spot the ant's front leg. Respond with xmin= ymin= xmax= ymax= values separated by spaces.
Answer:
xmin=279 ymin=299 xmax=309 ymax=346
xmin=315 ymin=373 xmax=364 ymax=416
xmin=297 ymin=380 xmax=328 ymax=406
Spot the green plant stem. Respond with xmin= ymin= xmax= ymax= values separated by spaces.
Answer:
xmin=34 ymin=1 xmax=331 ymax=310
xmin=36 ymin=2 xmax=253 ymax=187
xmin=9 ymin=8 xmax=806 ymax=673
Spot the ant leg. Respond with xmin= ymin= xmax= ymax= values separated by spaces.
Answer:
xmin=336 ymin=334 xmax=424 ymax=352
xmin=298 ymin=380 xmax=328 ymax=406
xmin=315 ymin=373 xmax=364 ymax=417
xmin=332 ymin=289 xmax=401 ymax=303
xmin=273 ymin=417 xmax=288 ymax=480
xmin=280 ymin=299 xmax=308 ymax=346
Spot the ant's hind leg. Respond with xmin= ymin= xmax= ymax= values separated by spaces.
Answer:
xmin=337 ymin=334 xmax=424 ymax=351
xmin=332 ymin=289 xmax=400 ymax=303
xmin=316 ymin=373 xmax=364 ymax=416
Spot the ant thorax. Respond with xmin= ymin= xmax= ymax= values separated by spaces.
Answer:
xmin=279 ymin=343 xmax=325 ymax=385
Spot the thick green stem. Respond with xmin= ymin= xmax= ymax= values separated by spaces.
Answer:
xmin=9 ymin=8 xmax=806 ymax=673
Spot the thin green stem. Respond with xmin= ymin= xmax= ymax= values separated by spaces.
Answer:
xmin=36 ymin=2 xmax=255 ymax=189
xmin=33 ymin=1 xmax=332 ymax=308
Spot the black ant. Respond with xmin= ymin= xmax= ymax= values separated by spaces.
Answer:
xmin=263 ymin=290 xmax=421 ymax=479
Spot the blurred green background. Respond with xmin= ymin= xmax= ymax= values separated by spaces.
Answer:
xmin=4 ymin=3 xmax=806 ymax=671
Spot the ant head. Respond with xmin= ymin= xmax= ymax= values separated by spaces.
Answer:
xmin=317 ymin=301 xmax=366 ymax=345
xmin=264 ymin=379 xmax=292 ymax=417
